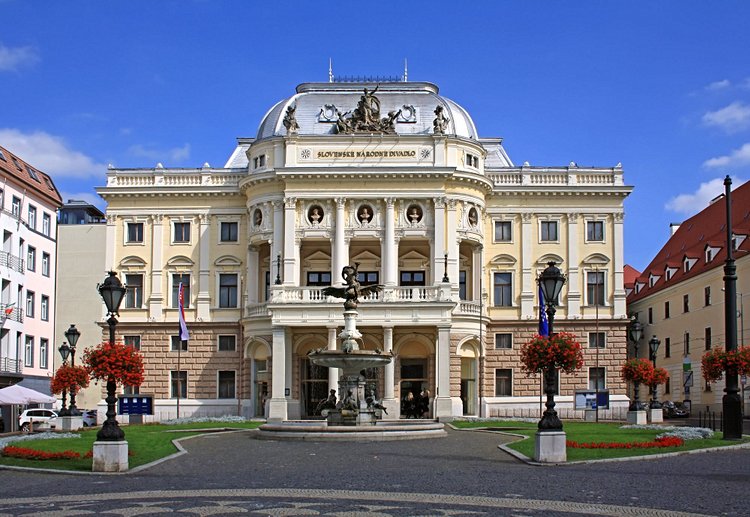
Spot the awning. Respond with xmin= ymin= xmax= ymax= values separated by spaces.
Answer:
xmin=0 ymin=384 xmax=56 ymax=405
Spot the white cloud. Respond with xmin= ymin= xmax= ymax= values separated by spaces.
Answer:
xmin=0 ymin=128 xmax=106 ymax=178
xmin=703 ymin=142 xmax=750 ymax=169
xmin=702 ymin=102 xmax=750 ymax=133
xmin=706 ymin=79 xmax=731 ymax=91
xmin=128 ymin=143 xmax=191 ymax=164
xmin=0 ymin=42 xmax=39 ymax=72
xmin=665 ymin=177 xmax=744 ymax=214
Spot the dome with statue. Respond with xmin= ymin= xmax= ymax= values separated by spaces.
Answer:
xmin=255 ymin=81 xmax=478 ymax=141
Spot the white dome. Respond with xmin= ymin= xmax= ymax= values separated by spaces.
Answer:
xmin=256 ymin=81 xmax=478 ymax=140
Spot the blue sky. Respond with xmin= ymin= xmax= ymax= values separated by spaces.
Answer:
xmin=1 ymin=1 xmax=749 ymax=271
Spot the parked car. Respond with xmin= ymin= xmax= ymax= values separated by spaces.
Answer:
xmin=81 ymin=409 xmax=98 ymax=427
xmin=662 ymin=400 xmax=690 ymax=418
xmin=18 ymin=409 xmax=58 ymax=432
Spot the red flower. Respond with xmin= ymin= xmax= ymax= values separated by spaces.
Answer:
xmin=646 ymin=367 xmax=669 ymax=389
xmin=621 ymin=358 xmax=654 ymax=384
xmin=701 ymin=346 xmax=750 ymax=383
xmin=520 ymin=332 xmax=584 ymax=374
xmin=50 ymin=364 xmax=90 ymax=395
xmin=566 ymin=436 xmax=684 ymax=449
xmin=83 ymin=341 xmax=145 ymax=387
xmin=2 ymin=446 xmax=81 ymax=460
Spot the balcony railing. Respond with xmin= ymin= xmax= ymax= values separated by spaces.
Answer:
xmin=0 ymin=251 xmax=24 ymax=273
xmin=0 ymin=356 xmax=22 ymax=374
xmin=0 ymin=305 xmax=23 ymax=323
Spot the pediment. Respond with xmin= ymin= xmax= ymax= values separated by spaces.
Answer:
xmin=166 ymin=255 xmax=195 ymax=268
xmin=303 ymin=250 xmax=332 ymax=269
xmin=119 ymin=255 xmax=147 ymax=269
xmin=490 ymin=254 xmax=517 ymax=267
xmin=582 ymin=253 xmax=610 ymax=266
xmin=536 ymin=254 xmax=564 ymax=267
xmin=214 ymin=255 xmax=242 ymax=267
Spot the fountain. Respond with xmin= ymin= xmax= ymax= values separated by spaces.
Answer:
xmin=256 ymin=264 xmax=446 ymax=440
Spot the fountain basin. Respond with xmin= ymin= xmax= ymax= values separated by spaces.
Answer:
xmin=307 ymin=349 xmax=393 ymax=374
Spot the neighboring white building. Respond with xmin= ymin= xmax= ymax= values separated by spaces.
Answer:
xmin=97 ymin=79 xmax=633 ymax=421
xmin=0 ymin=145 xmax=62 ymax=393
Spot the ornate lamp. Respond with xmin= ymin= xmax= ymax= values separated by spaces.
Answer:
xmin=96 ymin=272 xmax=126 ymax=441
xmin=628 ymin=318 xmax=644 ymax=410
xmin=649 ymin=335 xmax=661 ymax=409
xmin=537 ymin=261 xmax=567 ymax=431
xmin=57 ymin=342 xmax=70 ymax=416
xmin=63 ymin=324 xmax=82 ymax=416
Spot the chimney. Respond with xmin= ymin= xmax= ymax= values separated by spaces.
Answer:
xmin=669 ymin=223 xmax=681 ymax=236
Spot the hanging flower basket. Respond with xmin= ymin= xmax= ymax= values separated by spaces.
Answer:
xmin=621 ymin=358 xmax=654 ymax=384
xmin=520 ymin=332 xmax=584 ymax=374
xmin=647 ymin=367 xmax=669 ymax=389
xmin=701 ymin=346 xmax=750 ymax=383
xmin=83 ymin=341 xmax=145 ymax=387
xmin=50 ymin=364 xmax=90 ymax=395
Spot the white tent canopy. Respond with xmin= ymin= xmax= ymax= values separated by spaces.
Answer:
xmin=0 ymin=384 xmax=56 ymax=405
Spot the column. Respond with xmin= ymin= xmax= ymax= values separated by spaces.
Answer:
xmin=148 ymin=214 xmax=164 ymax=320
xmin=433 ymin=197 xmax=446 ymax=285
xmin=271 ymin=201 xmax=283 ymax=284
xmin=283 ymin=197 xmax=296 ymax=286
xmin=520 ymin=213 xmax=534 ymax=318
xmin=472 ymin=245 xmax=483 ymax=301
xmin=196 ymin=213 xmax=211 ymax=320
xmin=381 ymin=326 xmax=398 ymax=419
xmin=446 ymin=200 xmax=459 ymax=295
xmin=332 ymin=198 xmax=347 ymax=285
xmin=268 ymin=327 xmax=288 ymax=421
xmin=613 ymin=212 xmax=627 ymax=318
xmin=567 ymin=213 xmax=581 ymax=317
xmin=434 ymin=325 xmax=454 ymax=420
xmin=383 ymin=198 xmax=397 ymax=287
xmin=247 ymin=245 xmax=259 ymax=305
xmin=327 ymin=327 xmax=339 ymax=393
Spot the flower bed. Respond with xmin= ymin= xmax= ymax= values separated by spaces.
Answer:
xmin=567 ymin=436 xmax=684 ymax=449
xmin=2 ymin=446 xmax=81 ymax=460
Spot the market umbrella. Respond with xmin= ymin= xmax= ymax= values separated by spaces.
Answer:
xmin=0 ymin=384 xmax=56 ymax=405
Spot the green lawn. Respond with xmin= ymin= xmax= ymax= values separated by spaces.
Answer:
xmin=0 ymin=421 xmax=262 ymax=471
xmin=452 ymin=420 xmax=748 ymax=461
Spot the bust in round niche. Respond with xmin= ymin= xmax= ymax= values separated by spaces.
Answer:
xmin=407 ymin=204 xmax=423 ymax=224
xmin=468 ymin=207 xmax=478 ymax=227
xmin=357 ymin=205 xmax=373 ymax=224
xmin=253 ymin=209 xmax=263 ymax=227
xmin=308 ymin=205 xmax=324 ymax=225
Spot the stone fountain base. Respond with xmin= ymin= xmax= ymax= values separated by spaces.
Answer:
xmin=256 ymin=420 xmax=446 ymax=441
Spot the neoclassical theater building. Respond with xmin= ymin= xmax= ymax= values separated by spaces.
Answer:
xmin=97 ymin=79 xmax=633 ymax=421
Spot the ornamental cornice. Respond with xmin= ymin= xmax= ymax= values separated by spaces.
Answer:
xmin=284 ymin=197 xmax=297 ymax=209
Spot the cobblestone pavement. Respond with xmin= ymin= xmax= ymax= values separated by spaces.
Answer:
xmin=0 ymin=428 xmax=748 ymax=516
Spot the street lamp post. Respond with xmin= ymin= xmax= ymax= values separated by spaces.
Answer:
xmin=537 ymin=261 xmax=567 ymax=432
xmin=722 ymin=176 xmax=742 ymax=440
xmin=97 ymin=271 xmax=126 ymax=442
xmin=442 ymin=253 xmax=449 ymax=283
xmin=628 ymin=319 xmax=644 ymax=410
xmin=64 ymin=324 xmax=81 ymax=416
xmin=57 ymin=342 xmax=70 ymax=416
xmin=649 ymin=336 xmax=661 ymax=409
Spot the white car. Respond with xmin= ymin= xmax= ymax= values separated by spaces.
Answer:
xmin=18 ymin=409 xmax=58 ymax=432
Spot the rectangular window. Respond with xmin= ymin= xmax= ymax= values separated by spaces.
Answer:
xmin=400 ymin=271 xmax=426 ymax=286
xmin=588 ymin=332 xmax=606 ymax=348
xmin=493 ymin=272 xmax=512 ymax=307
xmin=39 ymin=338 xmax=48 ymax=369
xmin=218 ymin=371 xmax=236 ymax=398
xmin=307 ymin=271 xmax=332 ymax=286
xmin=27 ymin=205 xmax=36 ymax=229
xmin=684 ymin=332 xmax=690 ymax=356
xmin=665 ymin=377 xmax=670 ymax=394
xmin=664 ymin=301 xmax=670 ymax=319
xmin=170 ymin=371 xmax=187 ymax=398
xmin=41 ymin=295 xmax=49 ymax=321
xmin=170 ymin=335 xmax=188 ymax=352
xmin=123 ymin=335 xmax=141 ymax=350
xmin=264 ymin=271 xmax=270 ymax=302
xmin=220 ymin=222 xmax=238 ymax=242
xmin=494 ymin=333 xmax=512 ymax=349
xmin=705 ymin=327 xmax=712 ymax=351
xmin=42 ymin=252 xmax=50 ymax=277
xmin=26 ymin=246 xmax=35 ymax=271
xmin=495 ymin=368 xmax=512 ymax=396
xmin=683 ymin=294 xmax=689 ymax=313
xmin=648 ymin=307 xmax=653 ymax=324
xmin=704 ymin=286 xmax=711 ymax=306
xmin=357 ymin=271 xmax=379 ymax=284
xmin=11 ymin=196 xmax=20 ymax=217
xmin=540 ymin=221 xmax=558 ymax=241
xmin=42 ymin=213 xmax=51 ymax=236
xmin=127 ymin=222 xmax=144 ymax=243
xmin=494 ymin=221 xmax=512 ymax=242
xmin=172 ymin=274 xmax=190 ymax=308
xmin=219 ymin=273 xmax=238 ymax=308
xmin=125 ymin=274 xmax=144 ymax=308
xmin=25 ymin=165 xmax=40 ymax=182
xmin=587 ymin=221 xmax=604 ymax=241
xmin=218 ymin=335 xmax=236 ymax=352
xmin=26 ymin=291 xmax=34 ymax=318
xmin=24 ymin=336 xmax=33 ymax=366
xmin=173 ymin=222 xmax=191 ymax=243
xmin=589 ymin=367 xmax=606 ymax=390
xmin=665 ymin=337 xmax=671 ymax=358
xmin=459 ymin=270 xmax=467 ymax=300
xmin=587 ymin=271 xmax=605 ymax=306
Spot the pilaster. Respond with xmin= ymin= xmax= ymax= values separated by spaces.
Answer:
xmin=196 ymin=213 xmax=211 ymax=320
xmin=433 ymin=197 xmax=447 ymax=285
xmin=613 ymin=212 xmax=627 ymax=317
xmin=521 ymin=213 xmax=534 ymax=318
xmin=333 ymin=197 xmax=347 ymax=285
xmin=567 ymin=212 xmax=581 ymax=317
xmin=283 ymin=197 xmax=297 ymax=286
xmin=384 ymin=198 xmax=397 ymax=286
xmin=268 ymin=326 xmax=288 ymax=421
xmin=434 ymin=325 xmax=454 ymax=420
xmin=148 ymin=214 xmax=164 ymax=320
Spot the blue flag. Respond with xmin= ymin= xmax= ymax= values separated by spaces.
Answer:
xmin=538 ymin=285 xmax=549 ymax=337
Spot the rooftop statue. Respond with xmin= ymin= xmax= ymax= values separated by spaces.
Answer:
xmin=283 ymin=104 xmax=299 ymax=134
xmin=335 ymin=87 xmax=402 ymax=135
xmin=433 ymin=105 xmax=450 ymax=135
xmin=323 ymin=263 xmax=383 ymax=310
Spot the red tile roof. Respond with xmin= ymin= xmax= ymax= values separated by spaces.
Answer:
xmin=628 ymin=178 xmax=750 ymax=302
xmin=623 ymin=264 xmax=641 ymax=288
xmin=0 ymin=145 xmax=62 ymax=207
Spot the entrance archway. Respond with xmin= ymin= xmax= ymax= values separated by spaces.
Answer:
xmin=459 ymin=341 xmax=479 ymax=416
xmin=396 ymin=338 xmax=432 ymax=418
xmin=247 ymin=339 xmax=271 ymax=418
